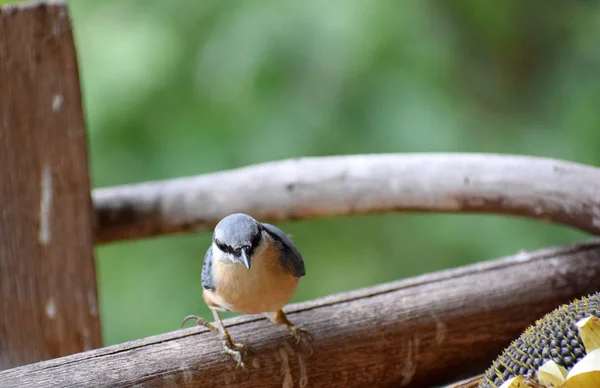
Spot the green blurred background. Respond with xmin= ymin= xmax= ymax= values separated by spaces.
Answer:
xmin=4 ymin=0 xmax=600 ymax=347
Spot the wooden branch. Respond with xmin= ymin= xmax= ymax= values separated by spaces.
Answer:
xmin=93 ymin=153 xmax=600 ymax=243
xmin=0 ymin=1 xmax=101 ymax=369
xmin=2 ymin=241 xmax=600 ymax=387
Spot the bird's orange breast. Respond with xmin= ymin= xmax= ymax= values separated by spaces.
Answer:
xmin=203 ymin=238 xmax=299 ymax=315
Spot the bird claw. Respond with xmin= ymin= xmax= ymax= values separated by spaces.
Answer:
xmin=290 ymin=327 xmax=314 ymax=356
xmin=232 ymin=342 xmax=248 ymax=353
xmin=223 ymin=342 xmax=248 ymax=368
xmin=181 ymin=314 xmax=200 ymax=328
xmin=291 ymin=327 xmax=313 ymax=344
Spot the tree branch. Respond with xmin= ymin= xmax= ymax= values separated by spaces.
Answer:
xmin=93 ymin=153 xmax=600 ymax=243
xmin=2 ymin=241 xmax=600 ymax=387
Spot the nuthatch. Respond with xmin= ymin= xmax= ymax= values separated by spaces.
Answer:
xmin=182 ymin=213 xmax=312 ymax=367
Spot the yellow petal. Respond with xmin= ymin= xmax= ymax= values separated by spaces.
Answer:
xmin=538 ymin=360 xmax=567 ymax=387
xmin=498 ymin=376 xmax=529 ymax=388
xmin=564 ymin=348 xmax=600 ymax=388
xmin=577 ymin=316 xmax=600 ymax=353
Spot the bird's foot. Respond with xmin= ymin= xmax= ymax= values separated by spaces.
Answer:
xmin=232 ymin=341 xmax=248 ymax=353
xmin=182 ymin=314 xmax=249 ymax=367
xmin=180 ymin=314 xmax=218 ymax=332
xmin=289 ymin=326 xmax=313 ymax=344
xmin=271 ymin=310 xmax=314 ymax=356
xmin=288 ymin=326 xmax=314 ymax=356
xmin=223 ymin=341 xmax=248 ymax=368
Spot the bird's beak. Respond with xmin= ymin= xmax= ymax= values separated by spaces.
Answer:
xmin=240 ymin=250 xmax=251 ymax=270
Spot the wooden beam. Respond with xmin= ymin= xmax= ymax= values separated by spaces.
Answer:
xmin=93 ymin=153 xmax=600 ymax=244
xmin=1 ymin=241 xmax=600 ymax=387
xmin=0 ymin=1 xmax=101 ymax=369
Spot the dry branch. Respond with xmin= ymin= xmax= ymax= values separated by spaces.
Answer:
xmin=94 ymin=153 xmax=600 ymax=243
xmin=2 ymin=241 xmax=600 ymax=387
xmin=0 ymin=1 xmax=101 ymax=369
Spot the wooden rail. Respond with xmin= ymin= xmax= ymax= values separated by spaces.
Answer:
xmin=93 ymin=153 xmax=600 ymax=244
xmin=2 ymin=241 xmax=600 ymax=387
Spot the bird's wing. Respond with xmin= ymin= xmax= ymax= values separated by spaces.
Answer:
xmin=261 ymin=223 xmax=306 ymax=278
xmin=201 ymin=246 xmax=216 ymax=291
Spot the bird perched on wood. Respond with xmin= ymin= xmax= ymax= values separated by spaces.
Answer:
xmin=182 ymin=213 xmax=312 ymax=368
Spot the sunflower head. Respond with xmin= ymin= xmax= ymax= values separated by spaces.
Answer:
xmin=478 ymin=293 xmax=600 ymax=388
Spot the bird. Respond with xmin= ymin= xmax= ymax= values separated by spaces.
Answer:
xmin=182 ymin=213 xmax=312 ymax=368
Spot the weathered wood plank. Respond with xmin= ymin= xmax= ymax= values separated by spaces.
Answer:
xmin=1 ymin=241 xmax=599 ymax=387
xmin=93 ymin=153 xmax=600 ymax=244
xmin=0 ymin=1 xmax=101 ymax=369
xmin=445 ymin=374 xmax=485 ymax=387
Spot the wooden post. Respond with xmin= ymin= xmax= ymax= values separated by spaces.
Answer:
xmin=0 ymin=1 xmax=102 ymax=369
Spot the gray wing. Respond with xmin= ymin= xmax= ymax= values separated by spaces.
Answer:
xmin=261 ymin=223 xmax=306 ymax=278
xmin=201 ymin=246 xmax=216 ymax=291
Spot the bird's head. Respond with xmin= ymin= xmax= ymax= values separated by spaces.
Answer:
xmin=212 ymin=213 xmax=264 ymax=269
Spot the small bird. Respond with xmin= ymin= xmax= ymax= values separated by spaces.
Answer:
xmin=182 ymin=213 xmax=312 ymax=367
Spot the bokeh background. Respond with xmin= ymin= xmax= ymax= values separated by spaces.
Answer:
xmin=3 ymin=0 xmax=599 ymax=347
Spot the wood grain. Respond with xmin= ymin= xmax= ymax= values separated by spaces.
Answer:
xmin=93 ymin=153 xmax=600 ymax=244
xmin=1 ymin=241 xmax=600 ymax=387
xmin=444 ymin=374 xmax=485 ymax=387
xmin=0 ymin=1 xmax=101 ymax=369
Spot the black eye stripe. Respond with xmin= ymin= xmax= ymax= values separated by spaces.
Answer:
xmin=252 ymin=233 xmax=261 ymax=248
xmin=214 ymin=230 xmax=261 ymax=256
xmin=215 ymin=240 xmax=235 ymax=254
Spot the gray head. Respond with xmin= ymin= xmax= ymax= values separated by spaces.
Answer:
xmin=212 ymin=213 xmax=264 ymax=269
